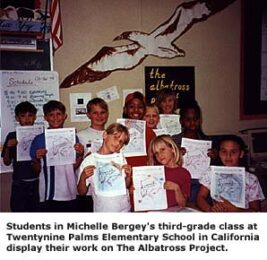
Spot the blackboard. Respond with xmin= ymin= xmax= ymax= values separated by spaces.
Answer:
xmin=0 ymin=40 xmax=51 ymax=71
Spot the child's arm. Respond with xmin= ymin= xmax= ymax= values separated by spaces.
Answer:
xmin=164 ymin=181 xmax=186 ymax=207
xmin=121 ymin=164 xmax=132 ymax=188
xmin=77 ymin=165 xmax=95 ymax=195
xmin=211 ymin=199 xmax=238 ymax=212
xmin=196 ymin=185 xmax=212 ymax=212
xmin=212 ymin=198 xmax=261 ymax=212
xmin=31 ymin=148 xmax=47 ymax=174
xmin=73 ymin=143 xmax=84 ymax=170
xmin=2 ymin=138 xmax=17 ymax=165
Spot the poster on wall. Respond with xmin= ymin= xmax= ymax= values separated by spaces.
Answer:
xmin=96 ymin=86 xmax=120 ymax=103
xmin=70 ymin=92 xmax=92 ymax=122
xmin=145 ymin=66 xmax=195 ymax=108
xmin=0 ymin=70 xmax=59 ymax=173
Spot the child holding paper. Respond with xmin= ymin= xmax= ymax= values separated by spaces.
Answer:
xmin=148 ymin=135 xmax=191 ymax=208
xmin=77 ymin=123 xmax=132 ymax=212
xmin=77 ymin=97 xmax=109 ymax=212
xmin=122 ymin=91 xmax=156 ymax=210
xmin=196 ymin=135 xmax=265 ymax=212
xmin=172 ymin=99 xmax=217 ymax=203
xmin=30 ymin=100 xmax=84 ymax=212
xmin=122 ymin=91 xmax=156 ymax=167
xmin=1 ymin=101 xmax=39 ymax=212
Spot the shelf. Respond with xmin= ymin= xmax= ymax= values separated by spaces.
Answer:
xmin=0 ymin=31 xmax=42 ymax=37
xmin=0 ymin=48 xmax=44 ymax=52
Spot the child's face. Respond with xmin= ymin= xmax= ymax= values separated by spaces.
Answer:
xmin=87 ymin=104 xmax=108 ymax=129
xmin=16 ymin=112 xmax=36 ymax=126
xmin=160 ymin=96 xmax=175 ymax=114
xmin=180 ymin=108 xmax=200 ymax=132
xmin=44 ymin=109 xmax=67 ymax=129
xmin=219 ymin=140 xmax=244 ymax=167
xmin=103 ymin=131 xmax=128 ymax=153
xmin=144 ymin=107 xmax=159 ymax=129
xmin=124 ymin=98 xmax=145 ymax=120
xmin=153 ymin=142 xmax=175 ymax=167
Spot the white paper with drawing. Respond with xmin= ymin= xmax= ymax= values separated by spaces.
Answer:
xmin=116 ymin=118 xmax=146 ymax=157
xmin=153 ymin=128 xmax=168 ymax=136
xmin=45 ymin=128 xmax=76 ymax=166
xmin=210 ymin=166 xmax=246 ymax=208
xmin=181 ymin=138 xmax=212 ymax=179
xmin=133 ymin=165 xmax=167 ymax=211
xmin=16 ymin=125 xmax=43 ymax=161
xmin=93 ymin=152 xmax=127 ymax=197
xmin=157 ymin=114 xmax=181 ymax=136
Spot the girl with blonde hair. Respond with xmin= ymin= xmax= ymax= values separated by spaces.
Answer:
xmin=148 ymin=135 xmax=191 ymax=208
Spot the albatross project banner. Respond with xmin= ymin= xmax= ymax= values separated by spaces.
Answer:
xmin=145 ymin=66 xmax=195 ymax=107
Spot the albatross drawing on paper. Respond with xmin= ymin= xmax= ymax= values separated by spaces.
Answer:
xmin=60 ymin=0 xmax=235 ymax=88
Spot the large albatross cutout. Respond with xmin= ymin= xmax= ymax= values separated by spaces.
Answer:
xmin=60 ymin=0 xmax=235 ymax=88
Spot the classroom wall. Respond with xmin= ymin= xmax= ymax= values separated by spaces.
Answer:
xmin=54 ymin=0 xmax=267 ymax=135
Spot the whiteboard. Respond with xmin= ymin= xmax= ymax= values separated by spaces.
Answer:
xmin=0 ymin=70 xmax=59 ymax=173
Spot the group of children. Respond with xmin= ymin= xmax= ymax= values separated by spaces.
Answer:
xmin=2 ymin=88 xmax=265 ymax=212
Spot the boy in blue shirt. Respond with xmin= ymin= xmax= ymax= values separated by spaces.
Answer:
xmin=30 ymin=100 xmax=84 ymax=212
xmin=1 ymin=101 xmax=39 ymax=212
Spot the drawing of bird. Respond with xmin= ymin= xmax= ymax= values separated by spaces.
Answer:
xmin=60 ymin=0 xmax=235 ymax=88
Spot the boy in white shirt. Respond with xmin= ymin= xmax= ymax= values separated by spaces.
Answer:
xmin=78 ymin=98 xmax=109 ymax=155
xmin=77 ymin=98 xmax=109 ymax=211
